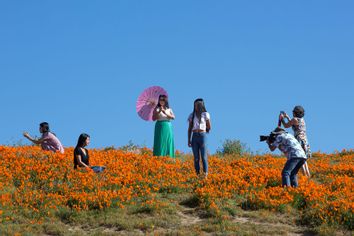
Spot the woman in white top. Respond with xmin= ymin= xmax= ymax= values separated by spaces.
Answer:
xmin=188 ymin=98 xmax=212 ymax=177
xmin=152 ymin=95 xmax=176 ymax=157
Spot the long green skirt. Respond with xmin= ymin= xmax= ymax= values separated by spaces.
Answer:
xmin=153 ymin=121 xmax=175 ymax=158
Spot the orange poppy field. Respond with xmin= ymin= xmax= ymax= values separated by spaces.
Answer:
xmin=0 ymin=146 xmax=353 ymax=235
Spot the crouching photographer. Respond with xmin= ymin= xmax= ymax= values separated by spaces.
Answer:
xmin=261 ymin=127 xmax=307 ymax=187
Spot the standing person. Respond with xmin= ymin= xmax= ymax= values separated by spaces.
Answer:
xmin=152 ymin=95 xmax=175 ymax=157
xmin=280 ymin=106 xmax=311 ymax=178
xmin=266 ymin=127 xmax=307 ymax=187
xmin=74 ymin=133 xmax=105 ymax=173
xmin=23 ymin=122 xmax=64 ymax=154
xmin=188 ymin=98 xmax=212 ymax=178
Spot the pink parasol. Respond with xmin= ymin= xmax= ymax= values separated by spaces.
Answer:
xmin=136 ymin=86 xmax=168 ymax=121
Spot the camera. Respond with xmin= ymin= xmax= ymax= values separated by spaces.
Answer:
xmin=259 ymin=133 xmax=276 ymax=143
xmin=260 ymin=135 xmax=270 ymax=142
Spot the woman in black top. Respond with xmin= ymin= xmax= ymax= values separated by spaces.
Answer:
xmin=74 ymin=133 xmax=91 ymax=169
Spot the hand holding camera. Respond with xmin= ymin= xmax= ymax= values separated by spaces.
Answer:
xmin=259 ymin=134 xmax=276 ymax=144
xmin=278 ymin=111 xmax=285 ymax=127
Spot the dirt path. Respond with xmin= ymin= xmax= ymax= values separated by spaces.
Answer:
xmin=177 ymin=200 xmax=310 ymax=236
xmin=232 ymin=215 xmax=311 ymax=236
xmin=177 ymin=205 xmax=203 ymax=226
xmin=64 ymin=202 xmax=312 ymax=236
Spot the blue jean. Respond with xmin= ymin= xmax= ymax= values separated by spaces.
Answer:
xmin=91 ymin=166 xmax=106 ymax=173
xmin=282 ymin=158 xmax=306 ymax=187
xmin=191 ymin=132 xmax=208 ymax=174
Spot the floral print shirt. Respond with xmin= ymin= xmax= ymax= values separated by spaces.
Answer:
xmin=292 ymin=117 xmax=311 ymax=157
xmin=271 ymin=132 xmax=307 ymax=160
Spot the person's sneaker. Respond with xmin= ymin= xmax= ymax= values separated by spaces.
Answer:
xmin=199 ymin=172 xmax=208 ymax=180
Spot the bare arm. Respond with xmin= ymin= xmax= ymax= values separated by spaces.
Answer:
xmin=168 ymin=110 xmax=176 ymax=120
xmin=23 ymin=132 xmax=45 ymax=145
xmin=281 ymin=117 xmax=298 ymax=128
xmin=152 ymin=107 xmax=160 ymax=121
xmin=267 ymin=142 xmax=277 ymax=152
xmin=206 ymin=119 xmax=212 ymax=133
xmin=76 ymin=154 xmax=90 ymax=168
xmin=188 ymin=120 xmax=193 ymax=147
xmin=162 ymin=108 xmax=175 ymax=120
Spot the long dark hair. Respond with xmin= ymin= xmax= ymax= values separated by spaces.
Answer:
xmin=74 ymin=133 xmax=90 ymax=169
xmin=156 ymin=95 xmax=169 ymax=109
xmin=192 ymin=98 xmax=207 ymax=122
xmin=76 ymin=133 xmax=90 ymax=148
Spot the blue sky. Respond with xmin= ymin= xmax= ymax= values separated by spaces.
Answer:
xmin=1 ymin=1 xmax=353 ymax=154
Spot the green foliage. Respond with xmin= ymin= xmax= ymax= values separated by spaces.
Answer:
xmin=159 ymin=186 xmax=183 ymax=194
xmin=292 ymin=194 xmax=307 ymax=210
xmin=180 ymin=195 xmax=201 ymax=208
xmin=216 ymin=139 xmax=250 ymax=156
xmin=118 ymin=140 xmax=142 ymax=152
xmin=103 ymin=146 xmax=115 ymax=151
xmin=55 ymin=207 xmax=78 ymax=223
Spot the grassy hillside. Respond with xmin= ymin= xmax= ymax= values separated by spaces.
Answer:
xmin=0 ymin=146 xmax=353 ymax=235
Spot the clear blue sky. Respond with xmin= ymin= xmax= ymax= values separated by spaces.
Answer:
xmin=1 ymin=1 xmax=353 ymax=154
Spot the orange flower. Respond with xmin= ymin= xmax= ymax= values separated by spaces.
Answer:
xmin=0 ymin=146 xmax=353 ymax=228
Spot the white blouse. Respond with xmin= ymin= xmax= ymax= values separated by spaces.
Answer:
xmin=156 ymin=108 xmax=174 ymax=121
xmin=188 ymin=112 xmax=210 ymax=131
